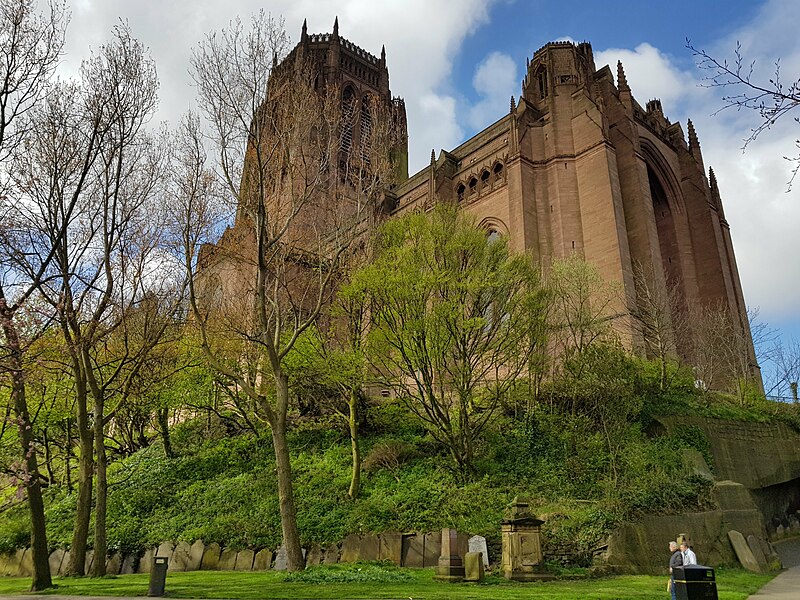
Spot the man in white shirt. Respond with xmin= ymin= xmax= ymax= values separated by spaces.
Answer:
xmin=680 ymin=541 xmax=697 ymax=565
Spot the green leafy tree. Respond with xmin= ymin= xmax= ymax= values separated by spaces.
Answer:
xmin=356 ymin=204 xmax=548 ymax=479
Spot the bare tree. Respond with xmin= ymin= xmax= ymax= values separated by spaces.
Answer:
xmin=630 ymin=261 xmax=688 ymax=390
xmin=185 ymin=12 xmax=398 ymax=571
xmin=688 ymin=40 xmax=800 ymax=190
xmin=766 ymin=337 xmax=800 ymax=402
xmin=0 ymin=0 xmax=67 ymax=590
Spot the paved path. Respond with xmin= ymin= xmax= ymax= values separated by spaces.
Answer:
xmin=747 ymin=537 xmax=800 ymax=599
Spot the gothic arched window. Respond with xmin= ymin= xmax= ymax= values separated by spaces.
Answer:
xmin=341 ymin=85 xmax=357 ymax=154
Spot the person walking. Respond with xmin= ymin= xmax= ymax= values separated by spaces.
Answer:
xmin=669 ymin=541 xmax=683 ymax=600
xmin=681 ymin=541 xmax=697 ymax=565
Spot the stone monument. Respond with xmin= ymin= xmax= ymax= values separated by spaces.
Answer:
xmin=500 ymin=497 xmax=553 ymax=581
xmin=433 ymin=528 xmax=465 ymax=582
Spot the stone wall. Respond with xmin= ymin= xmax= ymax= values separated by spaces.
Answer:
xmin=0 ymin=532 xmax=472 ymax=578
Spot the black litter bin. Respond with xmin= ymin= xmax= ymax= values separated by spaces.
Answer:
xmin=148 ymin=556 xmax=168 ymax=597
xmin=672 ymin=564 xmax=718 ymax=600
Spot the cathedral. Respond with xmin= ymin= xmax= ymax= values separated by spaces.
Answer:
xmin=199 ymin=19 xmax=757 ymax=375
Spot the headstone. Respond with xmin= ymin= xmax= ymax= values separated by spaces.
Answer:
xmin=6 ymin=550 xmax=22 ymax=576
xmin=106 ymin=552 xmax=122 ymax=575
xmin=200 ymin=543 xmax=221 ymax=570
xmin=379 ymin=533 xmax=403 ymax=565
xmin=188 ymin=540 xmax=206 ymax=571
xmin=468 ymin=535 xmax=489 ymax=568
xmin=17 ymin=549 xmax=31 ymax=577
xmin=156 ymin=541 xmax=175 ymax=562
xmin=0 ymin=553 xmax=10 ymax=576
xmin=760 ymin=539 xmax=782 ymax=571
xmin=170 ymin=542 xmax=191 ymax=572
xmin=463 ymin=552 xmax=485 ymax=582
xmin=58 ymin=551 xmax=72 ymax=575
xmin=776 ymin=524 xmax=785 ymax=538
xmin=253 ymin=549 xmax=273 ymax=570
xmin=322 ymin=544 xmax=339 ymax=565
xmin=305 ymin=545 xmax=322 ymax=567
xmin=121 ymin=553 xmax=137 ymax=575
xmin=48 ymin=549 xmax=66 ymax=576
xmin=218 ymin=547 xmax=237 ymax=570
xmin=747 ymin=535 xmax=767 ymax=570
xmin=423 ymin=532 xmax=441 ymax=567
xmin=235 ymin=549 xmax=255 ymax=571
xmin=340 ymin=534 xmax=361 ymax=563
xmin=83 ymin=549 xmax=94 ymax=575
xmin=138 ymin=548 xmax=154 ymax=573
xmin=433 ymin=528 xmax=464 ymax=581
xmin=402 ymin=534 xmax=424 ymax=568
xmin=728 ymin=530 xmax=762 ymax=573
xmin=272 ymin=546 xmax=288 ymax=571
xmin=359 ymin=535 xmax=380 ymax=561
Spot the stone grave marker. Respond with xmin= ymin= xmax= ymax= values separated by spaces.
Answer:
xmin=305 ymin=545 xmax=322 ymax=567
xmin=253 ymin=549 xmax=273 ymax=570
xmin=379 ymin=533 xmax=403 ymax=565
xmin=235 ymin=549 xmax=255 ymax=571
xmin=340 ymin=534 xmax=361 ymax=563
xmin=746 ymin=535 xmax=767 ymax=570
xmin=48 ymin=549 xmax=65 ymax=577
xmin=433 ymin=528 xmax=465 ymax=581
xmin=463 ymin=552 xmax=485 ymax=582
xmin=468 ymin=535 xmax=489 ymax=568
xmin=323 ymin=544 xmax=339 ymax=565
xmin=58 ymin=551 xmax=72 ymax=576
xmin=728 ymin=530 xmax=762 ymax=573
xmin=360 ymin=535 xmax=380 ymax=562
xmin=106 ymin=552 xmax=122 ymax=575
xmin=188 ymin=540 xmax=206 ymax=571
xmin=423 ymin=532 xmax=441 ymax=567
xmin=218 ymin=547 xmax=237 ymax=570
xmin=402 ymin=534 xmax=424 ymax=568
xmin=201 ymin=543 xmax=221 ymax=570
xmin=170 ymin=541 xmax=192 ymax=572
xmin=156 ymin=541 xmax=175 ymax=562
xmin=273 ymin=546 xmax=288 ymax=571
xmin=776 ymin=524 xmax=785 ymax=538
xmin=83 ymin=549 xmax=94 ymax=575
xmin=121 ymin=553 xmax=137 ymax=575
xmin=138 ymin=548 xmax=154 ymax=573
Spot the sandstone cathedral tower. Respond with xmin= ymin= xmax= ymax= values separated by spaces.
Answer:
xmin=199 ymin=20 xmax=758 ymax=384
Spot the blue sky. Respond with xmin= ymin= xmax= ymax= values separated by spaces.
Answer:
xmin=62 ymin=0 xmax=800 ymax=391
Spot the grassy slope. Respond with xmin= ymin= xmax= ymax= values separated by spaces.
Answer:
xmin=0 ymin=567 xmax=776 ymax=600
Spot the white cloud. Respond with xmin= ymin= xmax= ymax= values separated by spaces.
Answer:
xmin=60 ymin=0 xmax=498 ymax=175
xmin=467 ymin=51 xmax=517 ymax=131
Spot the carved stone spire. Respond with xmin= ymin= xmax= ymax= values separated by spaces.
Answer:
xmin=687 ymin=118 xmax=704 ymax=168
xmin=430 ymin=148 xmax=436 ymax=164
xmin=333 ymin=16 xmax=339 ymax=38
xmin=616 ymin=60 xmax=629 ymax=91
xmin=510 ymin=95 xmax=516 ymax=112
xmin=380 ymin=44 xmax=386 ymax=67
xmin=301 ymin=18 xmax=308 ymax=42
xmin=272 ymin=50 xmax=278 ymax=69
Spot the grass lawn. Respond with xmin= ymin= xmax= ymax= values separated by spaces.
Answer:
xmin=0 ymin=565 xmax=775 ymax=600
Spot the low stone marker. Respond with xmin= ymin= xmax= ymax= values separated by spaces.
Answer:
xmin=48 ymin=549 xmax=65 ymax=576
xmin=273 ymin=546 xmax=288 ymax=571
xmin=468 ymin=535 xmax=489 ymax=568
xmin=433 ymin=528 xmax=464 ymax=582
xmin=200 ymin=543 xmax=221 ymax=570
xmin=463 ymin=552 xmax=485 ymax=582
xmin=83 ymin=549 xmax=94 ymax=575
xmin=18 ymin=549 xmax=32 ymax=577
xmin=359 ymin=535 xmax=380 ymax=562
xmin=728 ymin=530 xmax=762 ymax=573
xmin=746 ymin=535 xmax=767 ymax=570
xmin=323 ymin=544 xmax=339 ymax=565
xmin=305 ymin=545 xmax=322 ymax=567
xmin=188 ymin=540 xmax=206 ymax=571
xmin=156 ymin=541 xmax=175 ymax=563
xmin=235 ymin=549 xmax=254 ymax=571
xmin=106 ymin=552 xmax=122 ymax=575
xmin=218 ymin=547 xmax=237 ymax=570
xmin=170 ymin=542 xmax=192 ymax=572
xmin=402 ymin=535 xmax=424 ymax=568
xmin=379 ymin=533 xmax=403 ymax=565
xmin=253 ymin=549 xmax=273 ymax=571
xmin=139 ymin=548 xmax=154 ymax=573
xmin=776 ymin=524 xmax=785 ymax=538
xmin=121 ymin=553 xmax=137 ymax=575
xmin=340 ymin=534 xmax=361 ymax=563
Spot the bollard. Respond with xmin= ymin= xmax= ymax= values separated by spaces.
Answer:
xmin=148 ymin=556 xmax=168 ymax=597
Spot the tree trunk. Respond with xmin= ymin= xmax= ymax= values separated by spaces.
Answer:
xmin=157 ymin=407 xmax=173 ymax=458
xmin=91 ymin=394 xmax=107 ymax=577
xmin=272 ymin=373 xmax=304 ymax=571
xmin=66 ymin=377 xmax=93 ymax=576
xmin=347 ymin=387 xmax=361 ymax=500
xmin=0 ymin=306 xmax=53 ymax=591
